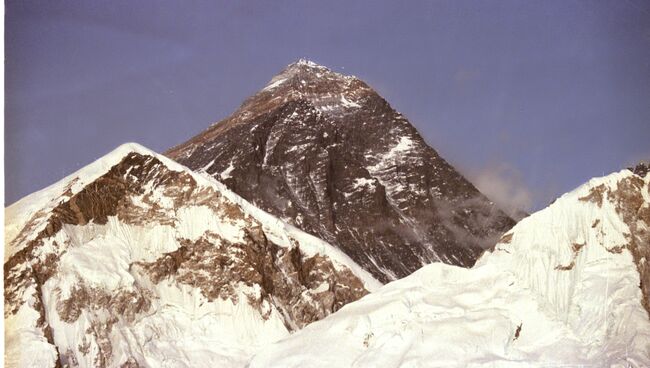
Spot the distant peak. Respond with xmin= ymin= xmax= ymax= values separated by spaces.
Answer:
xmin=261 ymin=59 xmax=351 ymax=92
xmin=290 ymin=58 xmax=327 ymax=69
xmin=282 ymin=59 xmax=339 ymax=76
xmin=268 ymin=59 xmax=356 ymax=85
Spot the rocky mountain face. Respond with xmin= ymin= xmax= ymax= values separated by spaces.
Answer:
xmin=249 ymin=167 xmax=650 ymax=367
xmin=166 ymin=59 xmax=515 ymax=282
xmin=4 ymin=143 xmax=380 ymax=368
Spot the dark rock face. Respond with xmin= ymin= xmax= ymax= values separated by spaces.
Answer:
xmin=167 ymin=60 xmax=515 ymax=282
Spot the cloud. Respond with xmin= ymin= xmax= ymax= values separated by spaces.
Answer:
xmin=467 ymin=162 xmax=533 ymax=220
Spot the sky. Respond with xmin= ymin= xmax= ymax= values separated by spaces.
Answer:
xmin=5 ymin=1 xmax=650 ymax=212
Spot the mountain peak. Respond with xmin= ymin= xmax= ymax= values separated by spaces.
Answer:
xmin=267 ymin=59 xmax=351 ymax=87
xmin=281 ymin=58 xmax=332 ymax=76
xmin=167 ymin=61 xmax=515 ymax=283
xmin=290 ymin=58 xmax=326 ymax=69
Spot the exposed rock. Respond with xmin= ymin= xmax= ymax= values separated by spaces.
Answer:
xmin=135 ymin=231 xmax=368 ymax=330
xmin=167 ymin=60 xmax=515 ymax=282
xmin=499 ymin=233 xmax=513 ymax=244
xmin=578 ymin=183 xmax=607 ymax=207
xmin=606 ymin=175 xmax=650 ymax=316
xmin=55 ymin=284 xmax=152 ymax=324
xmin=575 ymin=173 xmax=649 ymax=316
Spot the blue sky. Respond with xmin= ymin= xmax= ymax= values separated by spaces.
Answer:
xmin=5 ymin=1 xmax=650 ymax=210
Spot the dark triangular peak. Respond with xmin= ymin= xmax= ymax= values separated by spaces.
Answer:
xmin=166 ymin=61 xmax=516 ymax=283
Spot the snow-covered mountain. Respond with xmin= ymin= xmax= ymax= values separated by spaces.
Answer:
xmin=7 ymin=57 xmax=647 ymax=368
xmin=4 ymin=143 xmax=380 ymax=368
xmin=166 ymin=59 xmax=515 ymax=283
xmin=249 ymin=166 xmax=650 ymax=367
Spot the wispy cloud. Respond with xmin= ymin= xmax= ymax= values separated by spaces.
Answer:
xmin=467 ymin=162 xmax=533 ymax=220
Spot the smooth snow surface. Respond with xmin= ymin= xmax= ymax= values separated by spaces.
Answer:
xmin=250 ymin=170 xmax=650 ymax=367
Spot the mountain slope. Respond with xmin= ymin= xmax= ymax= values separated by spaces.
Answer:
xmin=4 ymin=143 xmax=380 ymax=368
xmin=249 ymin=167 xmax=650 ymax=367
xmin=166 ymin=59 xmax=515 ymax=282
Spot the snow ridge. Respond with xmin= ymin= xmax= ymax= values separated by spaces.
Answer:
xmin=249 ymin=169 xmax=650 ymax=367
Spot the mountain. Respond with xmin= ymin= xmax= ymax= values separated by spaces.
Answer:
xmin=4 ymin=143 xmax=380 ymax=368
xmin=249 ymin=166 xmax=650 ymax=367
xmin=166 ymin=59 xmax=515 ymax=282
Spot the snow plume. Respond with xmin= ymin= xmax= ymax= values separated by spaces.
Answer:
xmin=468 ymin=162 xmax=533 ymax=220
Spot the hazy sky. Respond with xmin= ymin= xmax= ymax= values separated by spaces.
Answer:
xmin=5 ymin=1 xmax=650 ymax=211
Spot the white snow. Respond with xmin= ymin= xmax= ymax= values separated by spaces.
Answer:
xmin=199 ymin=159 xmax=215 ymax=173
xmin=366 ymin=135 xmax=415 ymax=182
xmin=262 ymin=78 xmax=287 ymax=91
xmin=4 ymin=287 xmax=60 ymax=368
xmin=352 ymin=177 xmax=375 ymax=190
xmin=391 ymin=135 xmax=414 ymax=153
xmin=294 ymin=58 xmax=321 ymax=68
xmin=220 ymin=161 xmax=235 ymax=180
xmin=339 ymin=95 xmax=360 ymax=108
xmin=9 ymin=141 xmax=649 ymax=367
xmin=176 ymin=205 xmax=246 ymax=242
xmin=5 ymin=142 xmax=381 ymax=368
xmin=249 ymin=170 xmax=650 ymax=367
